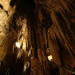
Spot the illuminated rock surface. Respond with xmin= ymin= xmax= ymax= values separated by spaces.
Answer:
xmin=0 ymin=0 xmax=75 ymax=75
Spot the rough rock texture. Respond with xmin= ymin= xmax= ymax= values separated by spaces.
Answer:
xmin=0 ymin=0 xmax=16 ymax=62
xmin=0 ymin=0 xmax=75 ymax=75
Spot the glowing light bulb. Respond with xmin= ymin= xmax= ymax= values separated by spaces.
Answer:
xmin=48 ymin=55 xmax=53 ymax=61
xmin=15 ymin=42 xmax=20 ymax=48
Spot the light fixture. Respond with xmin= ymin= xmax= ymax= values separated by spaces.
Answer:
xmin=15 ymin=42 xmax=20 ymax=48
xmin=48 ymin=55 xmax=53 ymax=61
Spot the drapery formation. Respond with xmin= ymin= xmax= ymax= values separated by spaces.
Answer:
xmin=0 ymin=0 xmax=75 ymax=75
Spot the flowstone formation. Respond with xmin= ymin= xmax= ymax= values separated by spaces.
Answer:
xmin=0 ymin=0 xmax=16 ymax=61
xmin=0 ymin=0 xmax=75 ymax=75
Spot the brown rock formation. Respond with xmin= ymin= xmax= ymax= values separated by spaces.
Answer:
xmin=0 ymin=0 xmax=75 ymax=75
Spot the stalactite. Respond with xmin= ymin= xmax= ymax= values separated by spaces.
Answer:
xmin=0 ymin=0 xmax=75 ymax=75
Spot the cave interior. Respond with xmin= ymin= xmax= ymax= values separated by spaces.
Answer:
xmin=0 ymin=0 xmax=75 ymax=75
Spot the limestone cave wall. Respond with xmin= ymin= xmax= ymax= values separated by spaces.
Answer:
xmin=0 ymin=0 xmax=75 ymax=75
